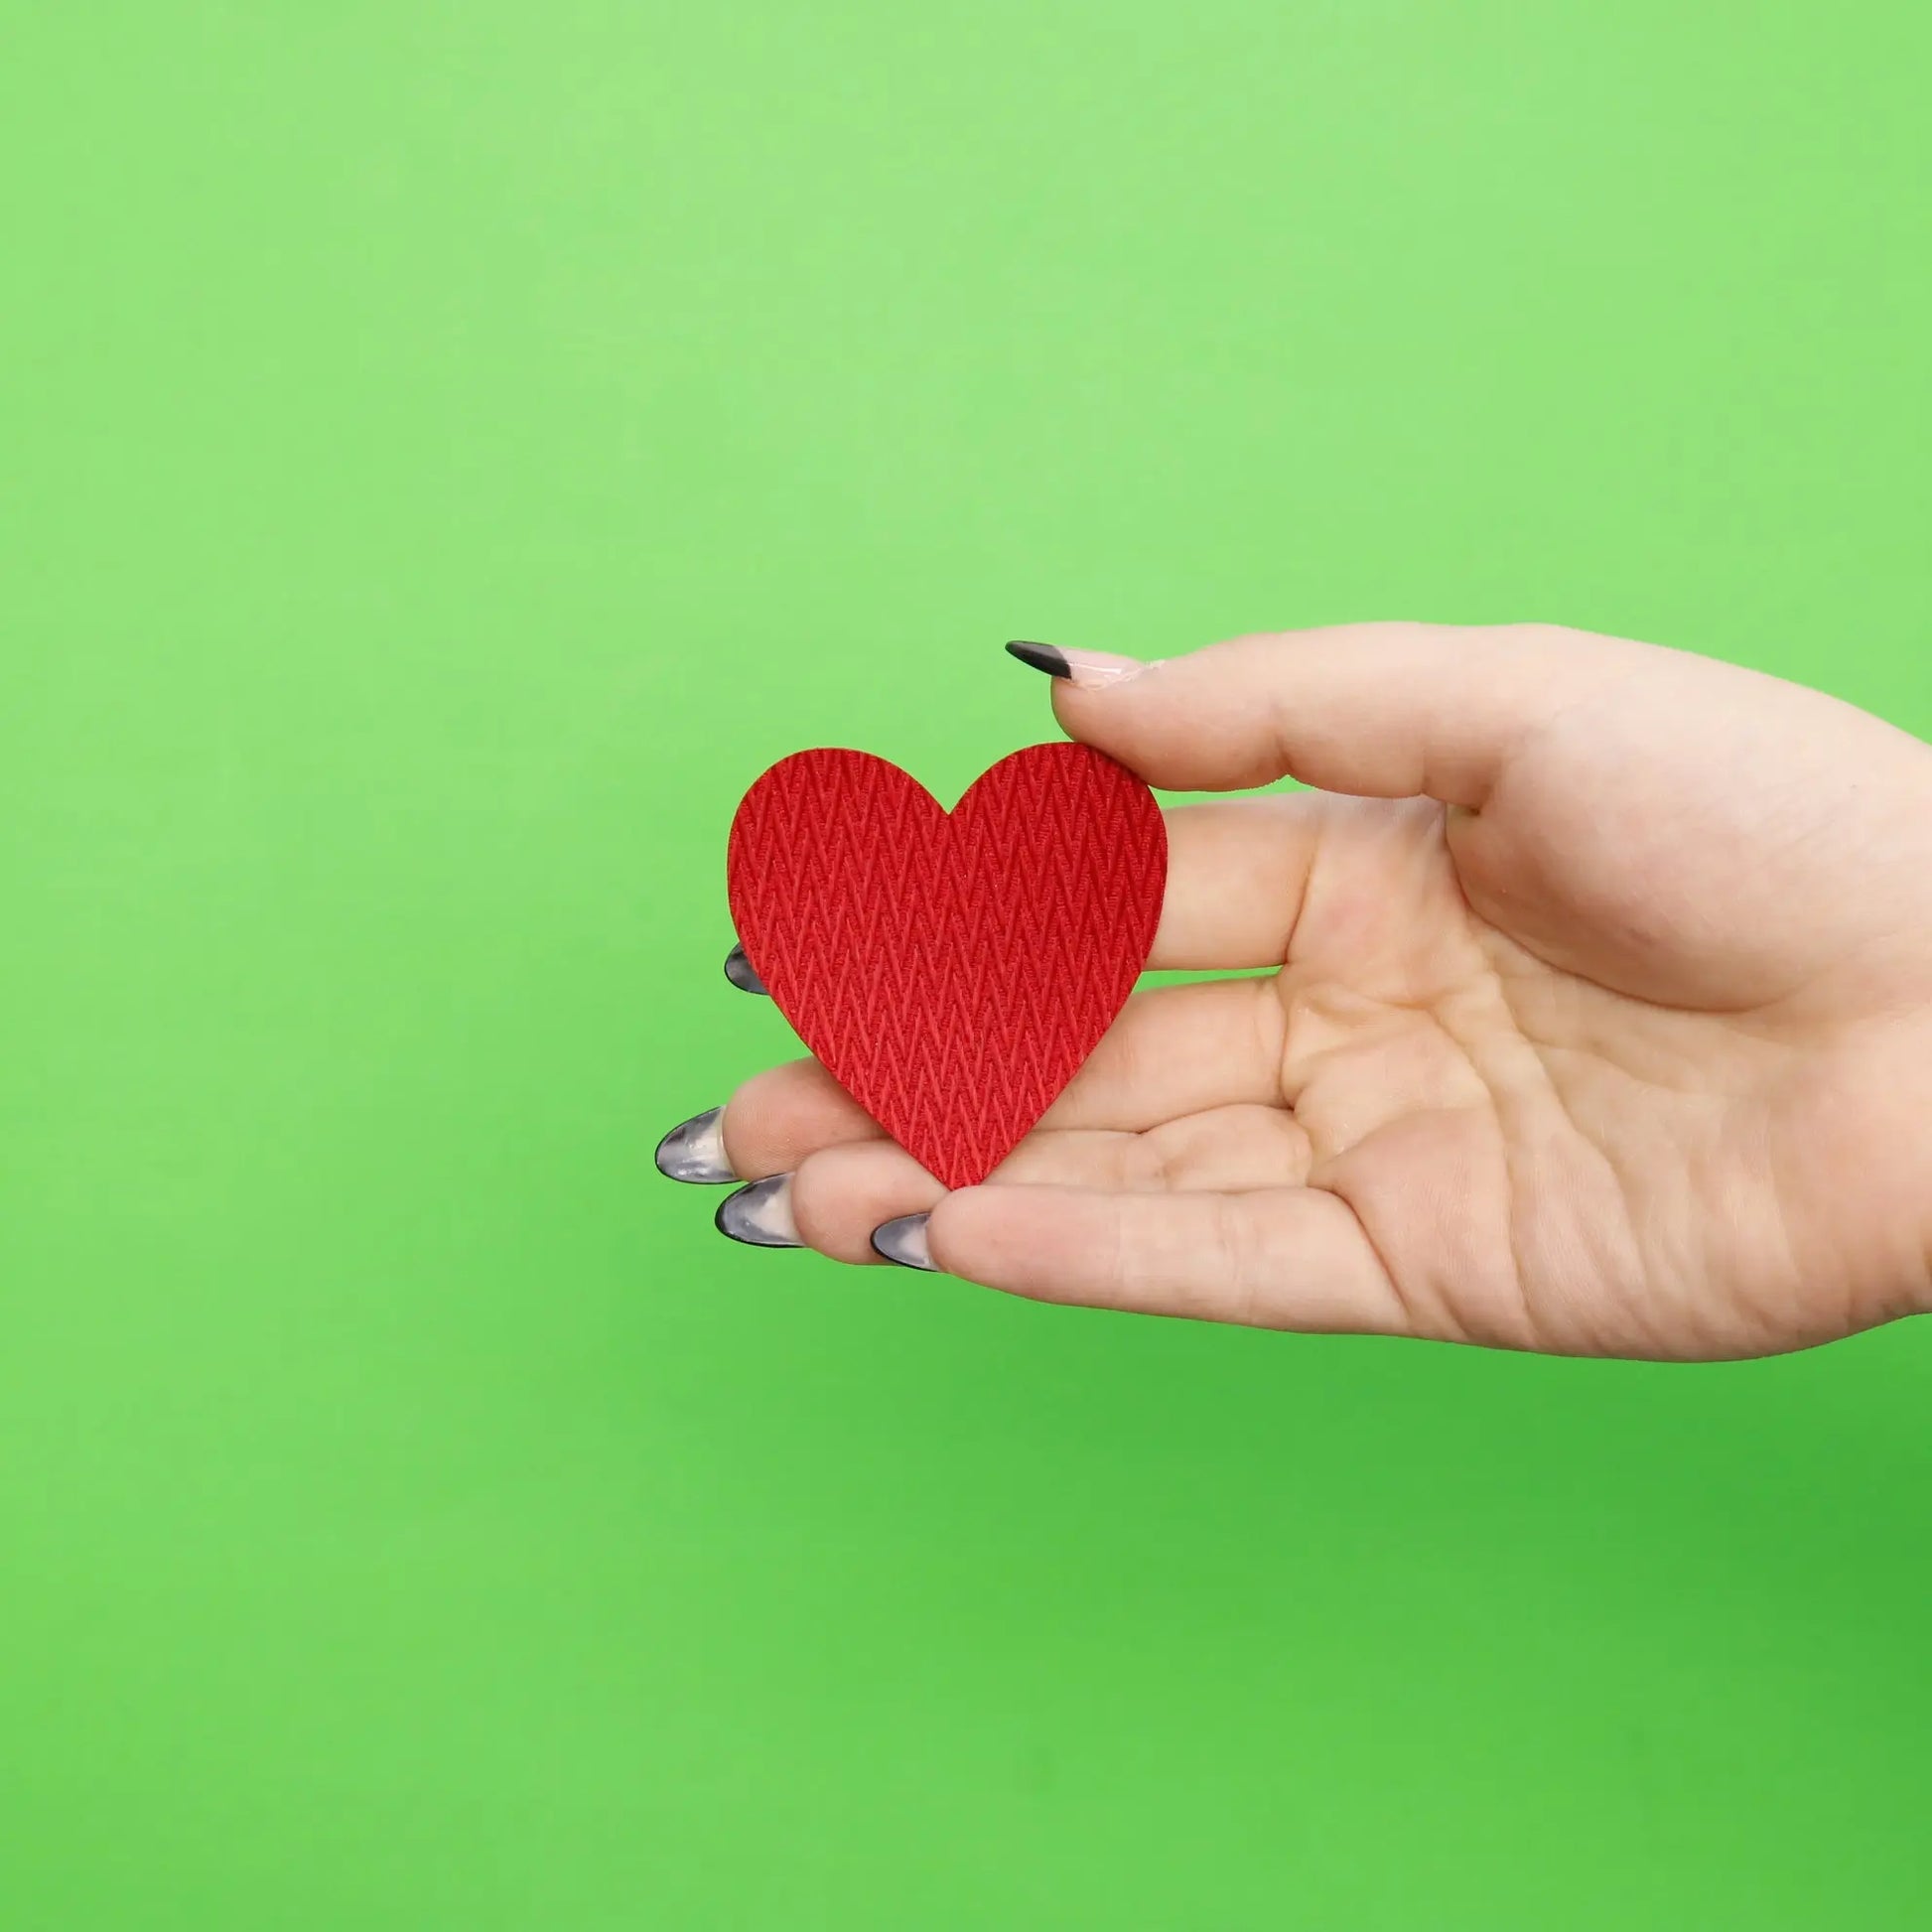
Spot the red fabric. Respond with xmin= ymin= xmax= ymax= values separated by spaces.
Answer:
xmin=727 ymin=744 xmax=1168 ymax=1189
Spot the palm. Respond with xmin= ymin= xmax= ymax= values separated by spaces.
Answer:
xmin=1232 ymin=641 xmax=1932 ymax=1355
xmin=1255 ymin=791 xmax=1892 ymax=1358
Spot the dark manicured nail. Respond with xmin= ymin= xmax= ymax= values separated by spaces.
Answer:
xmin=724 ymin=942 xmax=768 ymax=995
xmin=870 ymin=1213 xmax=935 ymax=1270
xmin=1006 ymin=639 xmax=1149 ymax=689
xmin=1006 ymin=639 xmax=1072 ymax=678
xmin=654 ymin=1105 xmax=734 ymax=1183
xmin=715 ymin=1175 xmax=800 ymax=1248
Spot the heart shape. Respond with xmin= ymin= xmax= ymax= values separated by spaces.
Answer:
xmin=727 ymin=744 xmax=1168 ymax=1189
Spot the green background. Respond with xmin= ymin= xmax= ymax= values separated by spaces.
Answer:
xmin=3 ymin=3 xmax=1928 ymax=1925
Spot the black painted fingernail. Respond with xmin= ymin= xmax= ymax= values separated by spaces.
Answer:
xmin=1006 ymin=639 xmax=1071 ymax=678
xmin=870 ymin=1213 xmax=935 ymax=1270
xmin=654 ymin=1105 xmax=734 ymax=1183
xmin=715 ymin=1175 xmax=800 ymax=1248
xmin=1005 ymin=640 xmax=1149 ymax=688
xmin=724 ymin=942 xmax=768 ymax=995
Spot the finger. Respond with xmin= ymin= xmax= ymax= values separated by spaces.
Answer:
xmin=1151 ymin=797 xmax=1321 ymax=970
xmin=1039 ymin=977 xmax=1282 ymax=1130
xmin=778 ymin=1106 xmax=1313 ymax=1264
xmin=719 ymin=1059 xmax=884 ymax=1178
xmin=731 ymin=797 xmax=1349 ymax=998
xmin=737 ymin=794 xmax=1312 ymax=985
xmin=1116 ymin=1103 xmax=1313 ymax=1191
xmin=721 ymin=978 xmax=1283 ymax=1176
xmin=1029 ymin=623 xmax=1640 ymax=806
xmin=733 ymin=804 xmax=1318 ymax=988
xmin=926 ymin=1183 xmax=1414 ymax=1334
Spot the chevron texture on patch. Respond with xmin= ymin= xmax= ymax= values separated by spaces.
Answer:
xmin=727 ymin=743 xmax=1168 ymax=1190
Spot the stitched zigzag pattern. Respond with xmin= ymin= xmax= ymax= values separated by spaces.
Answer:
xmin=728 ymin=744 xmax=1168 ymax=1189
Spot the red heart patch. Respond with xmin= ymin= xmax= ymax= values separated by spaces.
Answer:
xmin=727 ymin=744 xmax=1168 ymax=1189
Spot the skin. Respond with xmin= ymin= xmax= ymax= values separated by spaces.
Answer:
xmin=715 ymin=623 xmax=1932 ymax=1359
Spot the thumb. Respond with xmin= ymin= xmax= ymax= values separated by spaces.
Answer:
xmin=1010 ymin=624 xmax=1640 ymax=805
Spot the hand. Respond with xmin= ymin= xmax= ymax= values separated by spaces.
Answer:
xmin=665 ymin=624 xmax=1932 ymax=1360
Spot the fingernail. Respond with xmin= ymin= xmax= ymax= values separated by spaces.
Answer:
xmin=870 ymin=1212 xmax=936 ymax=1271
xmin=654 ymin=1105 xmax=735 ymax=1183
xmin=715 ymin=1174 xmax=801 ymax=1248
xmin=724 ymin=942 xmax=768 ymax=996
xmin=1005 ymin=640 xmax=1148 ymax=689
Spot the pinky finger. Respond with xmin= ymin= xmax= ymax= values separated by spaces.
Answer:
xmin=918 ymin=1184 xmax=1416 ymax=1337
